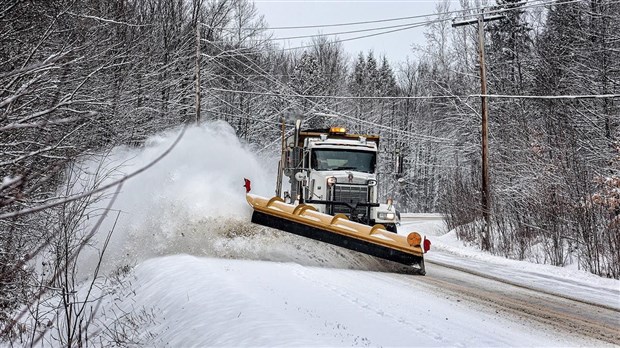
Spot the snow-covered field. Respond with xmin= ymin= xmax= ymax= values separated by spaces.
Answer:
xmin=50 ymin=123 xmax=619 ymax=347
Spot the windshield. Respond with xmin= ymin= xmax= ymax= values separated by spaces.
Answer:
xmin=311 ymin=149 xmax=376 ymax=173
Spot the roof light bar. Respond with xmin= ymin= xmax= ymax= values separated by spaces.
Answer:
xmin=329 ymin=127 xmax=346 ymax=134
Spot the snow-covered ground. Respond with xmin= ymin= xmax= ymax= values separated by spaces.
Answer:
xmin=44 ymin=123 xmax=619 ymax=347
xmin=91 ymin=252 xmax=613 ymax=347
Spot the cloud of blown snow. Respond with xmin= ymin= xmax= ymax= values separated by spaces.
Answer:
xmin=75 ymin=121 xmax=276 ymax=279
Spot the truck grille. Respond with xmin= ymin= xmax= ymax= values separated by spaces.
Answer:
xmin=332 ymin=184 xmax=368 ymax=214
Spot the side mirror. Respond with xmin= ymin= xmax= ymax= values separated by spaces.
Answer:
xmin=294 ymin=171 xmax=307 ymax=182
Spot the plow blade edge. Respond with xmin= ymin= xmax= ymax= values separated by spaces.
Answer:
xmin=246 ymin=194 xmax=425 ymax=273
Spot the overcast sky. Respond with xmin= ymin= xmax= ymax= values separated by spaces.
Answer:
xmin=253 ymin=0 xmax=448 ymax=65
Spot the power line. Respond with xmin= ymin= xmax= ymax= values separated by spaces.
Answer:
xmin=210 ymin=87 xmax=620 ymax=100
xmin=209 ymin=87 xmax=459 ymax=100
xmin=278 ymin=21 xmax=435 ymax=52
xmin=476 ymin=93 xmax=620 ymax=99
xmin=459 ymin=0 xmax=584 ymax=23
xmin=201 ymin=20 xmax=436 ymax=53
xmin=204 ymin=0 xmax=556 ymax=31
xmin=199 ymin=0 xmax=587 ymax=55
xmin=257 ymin=11 xmax=450 ymax=30
xmin=218 ymin=20 xmax=433 ymax=43
xmin=201 ymin=7 xmax=447 ymax=31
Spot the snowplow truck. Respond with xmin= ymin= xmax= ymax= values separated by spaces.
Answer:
xmin=245 ymin=122 xmax=429 ymax=275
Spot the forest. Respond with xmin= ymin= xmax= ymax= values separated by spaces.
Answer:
xmin=1 ymin=0 xmax=619 ymax=343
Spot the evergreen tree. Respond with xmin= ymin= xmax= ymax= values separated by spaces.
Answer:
xmin=348 ymin=52 xmax=367 ymax=120
xmin=379 ymin=57 xmax=398 ymax=97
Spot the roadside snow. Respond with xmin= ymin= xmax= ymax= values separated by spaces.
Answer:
xmin=405 ymin=222 xmax=620 ymax=310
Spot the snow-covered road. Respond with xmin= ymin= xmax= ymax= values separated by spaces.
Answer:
xmin=424 ymin=260 xmax=619 ymax=343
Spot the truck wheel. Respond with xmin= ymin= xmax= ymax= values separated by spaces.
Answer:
xmin=384 ymin=224 xmax=397 ymax=233
xmin=412 ymin=259 xmax=426 ymax=276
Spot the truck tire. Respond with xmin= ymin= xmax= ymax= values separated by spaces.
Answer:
xmin=384 ymin=223 xmax=397 ymax=233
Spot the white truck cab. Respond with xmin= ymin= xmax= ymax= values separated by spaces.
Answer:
xmin=278 ymin=126 xmax=399 ymax=232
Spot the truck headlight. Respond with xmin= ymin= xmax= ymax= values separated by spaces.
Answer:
xmin=367 ymin=179 xmax=377 ymax=187
xmin=377 ymin=212 xmax=395 ymax=220
xmin=327 ymin=177 xmax=336 ymax=186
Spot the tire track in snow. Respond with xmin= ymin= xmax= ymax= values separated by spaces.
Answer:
xmin=420 ymin=263 xmax=620 ymax=345
xmin=426 ymin=256 xmax=620 ymax=311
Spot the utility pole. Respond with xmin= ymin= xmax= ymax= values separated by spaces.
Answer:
xmin=452 ymin=13 xmax=503 ymax=251
xmin=194 ymin=12 xmax=202 ymax=125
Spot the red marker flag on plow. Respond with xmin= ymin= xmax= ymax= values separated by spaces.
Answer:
xmin=243 ymin=178 xmax=251 ymax=193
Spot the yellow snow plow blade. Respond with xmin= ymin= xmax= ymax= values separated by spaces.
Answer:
xmin=246 ymin=193 xmax=426 ymax=274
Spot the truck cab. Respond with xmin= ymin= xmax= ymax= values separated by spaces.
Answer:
xmin=278 ymin=126 xmax=399 ymax=232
